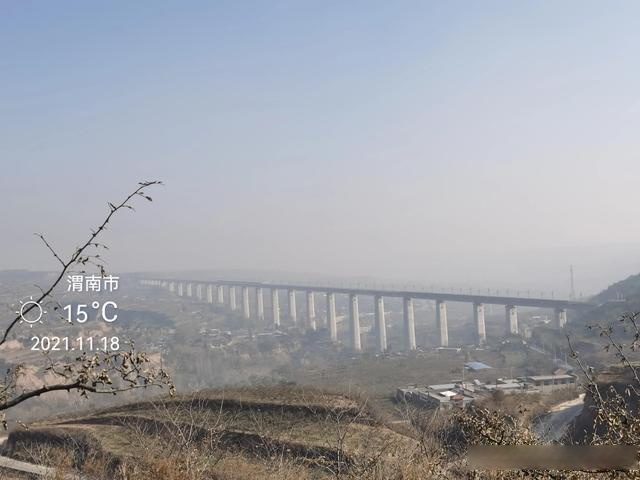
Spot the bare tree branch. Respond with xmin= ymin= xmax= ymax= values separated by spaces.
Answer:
xmin=34 ymin=233 xmax=65 ymax=267
xmin=1 ymin=180 xmax=162 ymax=347
xmin=0 ymin=181 xmax=172 ymax=417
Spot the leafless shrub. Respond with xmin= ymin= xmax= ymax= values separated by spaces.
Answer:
xmin=118 ymin=393 xmax=231 ymax=479
xmin=450 ymin=310 xmax=640 ymax=479
xmin=568 ymin=313 xmax=640 ymax=446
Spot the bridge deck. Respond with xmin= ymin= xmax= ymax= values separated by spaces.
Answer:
xmin=152 ymin=279 xmax=593 ymax=310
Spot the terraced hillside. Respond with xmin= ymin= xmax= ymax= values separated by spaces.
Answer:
xmin=3 ymin=386 xmax=447 ymax=479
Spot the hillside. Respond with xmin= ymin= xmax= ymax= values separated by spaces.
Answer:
xmin=567 ymin=272 xmax=640 ymax=329
xmin=593 ymin=272 xmax=640 ymax=304
xmin=567 ymin=366 xmax=640 ymax=446
xmin=3 ymin=386 xmax=443 ymax=479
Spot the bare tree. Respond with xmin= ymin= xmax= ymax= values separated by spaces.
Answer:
xmin=0 ymin=181 xmax=173 ymax=425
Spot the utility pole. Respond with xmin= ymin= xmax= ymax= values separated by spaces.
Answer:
xmin=570 ymin=265 xmax=576 ymax=300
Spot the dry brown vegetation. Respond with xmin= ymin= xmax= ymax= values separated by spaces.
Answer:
xmin=5 ymin=311 xmax=640 ymax=479
xmin=5 ymin=385 xmax=456 ymax=479
xmin=474 ymin=388 xmax=579 ymax=421
xmin=2 ymin=372 xmax=637 ymax=479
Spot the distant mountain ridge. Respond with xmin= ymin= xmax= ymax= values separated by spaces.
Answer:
xmin=593 ymin=272 xmax=640 ymax=304
xmin=571 ymin=273 xmax=640 ymax=328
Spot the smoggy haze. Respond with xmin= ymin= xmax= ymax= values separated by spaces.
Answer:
xmin=2 ymin=2 xmax=640 ymax=295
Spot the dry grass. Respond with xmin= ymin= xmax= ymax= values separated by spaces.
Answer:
xmin=475 ymin=388 xmax=579 ymax=420
xmin=2 ymin=384 xmax=603 ymax=480
xmin=0 ymin=466 xmax=34 ymax=479
xmin=7 ymin=386 xmax=427 ymax=479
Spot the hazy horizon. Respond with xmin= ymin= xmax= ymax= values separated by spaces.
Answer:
xmin=3 ymin=2 xmax=640 ymax=297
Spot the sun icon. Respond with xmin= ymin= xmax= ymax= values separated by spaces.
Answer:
xmin=14 ymin=296 xmax=47 ymax=328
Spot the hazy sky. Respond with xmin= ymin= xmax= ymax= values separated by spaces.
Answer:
xmin=2 ymin=1 xmax=640 ymax=294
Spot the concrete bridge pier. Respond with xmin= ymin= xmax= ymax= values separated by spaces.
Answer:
xmin=186 ymin=283 xmax=193 ymax=297
xmin=288 ymin=290 xmax=297 ymax=324
xmin=272 ymin=289 xmax=280 ymax=327
xmin=229 ymin=286 xmax=237 ymax=311
xmin=242 ymin=286 xmax=250 ymax=319
xmin=327 ymin=293 xmax=337 ymax=342
xmin=307 ymin=291 xmax=316 ymax=331
xmin=256 ymin=288 xmax=265 ymax=322
xmin=375 ymin=295 xmax=387 ymax=352
xmin=403 ymin=297 xmax=417 ymax=351
xmin=436 ymin=300 xmax=449 ymax=347
xmin=178 ymin=283 xmax=184 ymax=296
xmin=207 ymin=284 xmax=214 ymax=303
xmin=349 ymin=294 xmax=361 ymax=352
xmin=474 ymin=303 xmax=486 ymax=345
xmin=372 ymin=301 xmax=379 ymax=338
xmin=506 ymin=305 xmax=518 ymax=334
xmin=216 ymin=285 xmax=224 ymax=304
xmin=555 ymin=308 xmax=567 ymax=328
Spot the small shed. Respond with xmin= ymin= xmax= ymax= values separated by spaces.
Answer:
xmin=465 ymin=361 xmax=492 ymax=371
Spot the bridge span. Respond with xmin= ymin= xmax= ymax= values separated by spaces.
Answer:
xmin=140 ymin=279 xmax=593 ymax=352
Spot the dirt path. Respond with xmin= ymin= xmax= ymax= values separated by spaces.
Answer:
xmin=0 ymin=455 xmax=56 ymax=477
xmin=533 ymin=394 xmax=585 ymax=441
xmin=548 ymin=393 xmax=585 ymax=412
